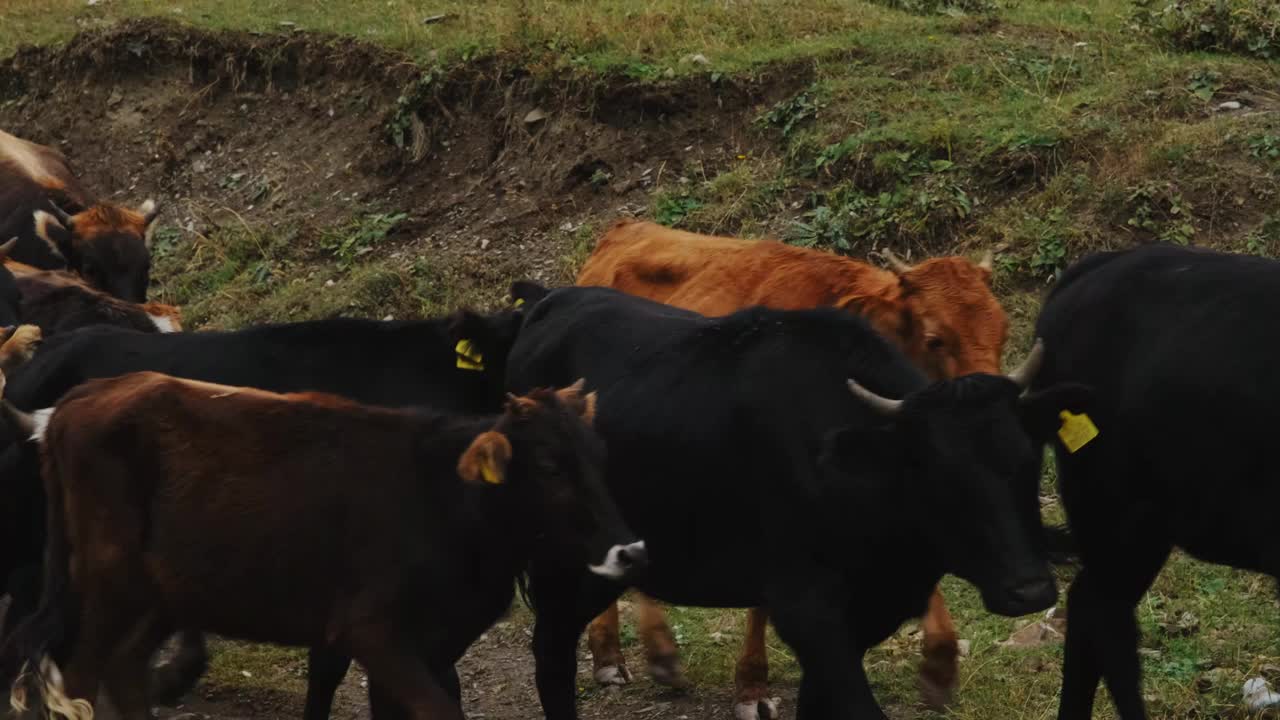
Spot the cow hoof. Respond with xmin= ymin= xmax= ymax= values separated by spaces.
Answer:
xmin=733 ymin=697 xmax=781 ymax=720
xmin=647 ymin=654 xmax=688 ymax=689
xmin=593 ymin=664 xmax=632 ymax=686
xmin=918 ymin=673 xmax=954 ymax=711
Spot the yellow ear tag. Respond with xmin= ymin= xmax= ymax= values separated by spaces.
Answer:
xmin=455 ymin=339 xmax=484 ymax=371
xmin=1058 ymin=410 xmax=1098 ymax=454
xmin=480 ymin=462 xmax=503 ymax=485
xmin=514 ymin=297 xmax=525 ymax=308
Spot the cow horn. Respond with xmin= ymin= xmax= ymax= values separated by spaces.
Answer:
xmin=847 ymin=379 xmax=904 ymax=417
xmin=47 ymin=200 xmax=74 ymax=229
xmin=977 ymin=250 xmax=994 ymax=272
xmin=881 ymin=248 xmax=914 ymax=274
xmin=139 ymin=199 xmax=160 ymax=225
xmin=0 ymin=237 xmax=16 ymax=259
xmin=1007 ymin=339 xmax=1045 ymax=390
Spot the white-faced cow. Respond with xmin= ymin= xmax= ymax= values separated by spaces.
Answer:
xmin=0 ymin=129 xmax=158 ymax=302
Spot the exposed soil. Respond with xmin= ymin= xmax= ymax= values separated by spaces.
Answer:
xmin=0 ymin=19 xmax=812 ymax=291
xmin=0 ymin=19 xmax=818 ymax=720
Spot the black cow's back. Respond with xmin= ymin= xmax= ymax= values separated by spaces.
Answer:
xmin=509 ymin=287 xmax=926 ymax=605
xmin=1035 ymin=243 xmax=1280 ymax=568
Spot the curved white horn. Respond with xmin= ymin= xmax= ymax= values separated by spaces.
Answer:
xmin=977 ymin=250 xmax=994 ymax=272
xmin=847 ymin=379 xmax=904 ymax=417
xmin=47 ymin=200 xmax=74 ymax=229
xmin=881 ymin=248 xmax=914 ymax=274
xmin=1007 ymin=339 xmax=1045 ymax=390
xmin=0 ymin=237 xmax=16 ymax=259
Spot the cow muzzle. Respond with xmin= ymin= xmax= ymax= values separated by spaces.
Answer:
xmin=588 ymin=540 xmax=648 ymax=580
xmin=984 ymin=576 xmax=1057 ymax=617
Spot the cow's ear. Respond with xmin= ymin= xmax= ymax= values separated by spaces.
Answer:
xmin=510 ymin=280 xmax=551 ymax=310
xmin=447 ymin=309 xmax=521 ymax=373
xmin=458 ymin=431 xmax=512 ymax=485
xmin=31 ymin=211 xmax=71 ymax=265
xmin=817 ymin=424 xmax=904 ymax=497
xmin=1019 ymin=383 xmax=1095 ymax=447
xmin=837 ymin=293 xmax=908 ymax=342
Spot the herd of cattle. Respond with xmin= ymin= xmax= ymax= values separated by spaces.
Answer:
xmin=0 ymin=124 xmax=1273 ymax=720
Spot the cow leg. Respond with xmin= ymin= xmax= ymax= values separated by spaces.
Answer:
xmin=917 ymin=586 xmax=959 ymax=710
xmin=533 ymin=575 xmax=623 ymax=720
xmin=586 ymin=602 xmax=631 ymax=685
xmin=769 ymin=578 xmax=876 ymax=720
xmin=637 ymin=594 xmax=685 ymax=688
xmin=733 ymin=608 xmax=779 ymax=720
xmin=368 ymin=662 xmax=460 ymax=720
xmin=1 ymin=564 xmax=41 ymax=642
xmin=303 ymin=646 xmax=352 ymax=720
xmin=102 ymin=614 xmax=171 ymax=720
xmin=149 ymin=630 xmax=209 ymax=705
xmin=1058 ymin=546 xmax=1169 ymax=720
xmin=350 ymin=633 xmax=463 ymax=720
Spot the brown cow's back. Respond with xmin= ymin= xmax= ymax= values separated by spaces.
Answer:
xmin=0 ymin=129 xmax=92 ymax=208
xmin=580 ymin=219 xmax=897 ymax=317
xmin=579 ymin=218 xmax=1006 ymax=378
xmin=44 ymin=373 xmax=449 ymax=646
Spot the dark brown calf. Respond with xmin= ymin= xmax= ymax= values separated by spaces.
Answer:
xmin=10 ymin=265 xmax=182 ymax=335
xmin=2 ymin=373 xmax=642 ymax=720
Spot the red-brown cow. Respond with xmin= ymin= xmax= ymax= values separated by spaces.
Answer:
xmin=1 ymin=129 xmax=158 ymax=302
xmin=0 ymin=375 xmax=644 ymax=720
xmin=577 ymin=219 xmax=1007 ymax=719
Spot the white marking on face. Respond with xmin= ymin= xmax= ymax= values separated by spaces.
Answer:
xmin=150 ymin=314 xmax=176 ymax=333
xmin=588 ymin=540 xmax=646 ymax=580
xmin=30 ymin=408 xmax=54 ymax=443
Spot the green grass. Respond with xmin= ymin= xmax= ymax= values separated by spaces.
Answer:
xmin=8 ymin=0 xmax=1280 ymax=716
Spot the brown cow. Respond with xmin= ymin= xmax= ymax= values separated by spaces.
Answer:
xmin=0 ymin=128 xmax=159 ymax=302
xmin=1 ymin=375 xmax=645 ymax=720
xmin=7 ymin=261 xmax=183 ymax=336
xmin=577 ymin=218 xmax=1007 ymax=719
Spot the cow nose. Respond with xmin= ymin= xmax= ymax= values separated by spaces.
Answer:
xmin=616 ymin=542 xmax=648 ymax=571
xmin=1008 ymin=577 xmax=1057 ymax=609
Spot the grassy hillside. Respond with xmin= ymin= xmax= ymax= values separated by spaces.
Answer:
xmin=3 ymin=1 xmax=1280 ymax=718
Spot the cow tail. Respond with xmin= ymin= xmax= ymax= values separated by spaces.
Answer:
xmin=2 ymin=439 xmax=92 ymax=720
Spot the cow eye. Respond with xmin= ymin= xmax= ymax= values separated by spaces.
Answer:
xmin=925 ymin=335 xmax=944 ymax=351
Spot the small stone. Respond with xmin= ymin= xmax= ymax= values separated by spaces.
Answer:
xmin=957 ymin=639 xmax=971 ymax=657
xmin=999 ymin=620 xmax=1063 ymax=649
xmin=240 ymin=670 xmax=252 ymax=678
xmin=1244 ymin=677 xmax=1280 ymax=711
xmin=480 ymin=238 xmax=491 ymax=250
xmin=383 ymin=315 xmax=394 ymax=322
xmin=680 ymin=53 xmax=710 ymax=66
xmin=324 ymin=279 xmax=336 ymax=288
xmin=663 ymin=67 xmax=676 ymax=79
xmin=524 ymin=108 xmax=548 ymax=125
xmin=1218 ymin=101 xmax=1242 ymax=111
xmin=107 ymin=89 xmax=123 ymax=107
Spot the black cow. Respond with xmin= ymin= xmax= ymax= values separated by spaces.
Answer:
xmin=0 ymin=307 xmax=525 ymax=716
xmin=504 ymin=285 xmax=1084 ymax=720
xmin=0 ymin=240 xmax=41 ymax=378
xmin=0 ymin=239 xmax=19 ymax=326
xmin=1032 ymin=243 xmax=1280 ymax=720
